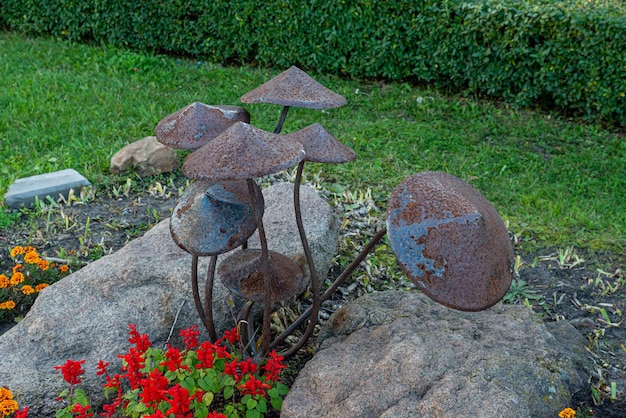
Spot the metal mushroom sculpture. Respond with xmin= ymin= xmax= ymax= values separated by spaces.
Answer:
xmin=155 ymin=66 xmax=513 ymax=359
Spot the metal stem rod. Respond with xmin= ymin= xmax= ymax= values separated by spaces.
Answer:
xmin=271 ymin=227 xmax=388 ymax=351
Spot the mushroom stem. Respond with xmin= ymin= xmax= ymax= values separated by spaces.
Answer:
xmin=271 ymin=227 xmax=388 ymax=352
xmin=190 ymin=255 xmax=211 ymax=336
xmin=247 ymin=178 xmax=272 ymax=355
xmin=273 ymin=161 xmax=320 ymax=356
xmin=273 ymin=106 xmax=290 ymax=134
xmin=204 ymin=255 xmax=218 ymax=342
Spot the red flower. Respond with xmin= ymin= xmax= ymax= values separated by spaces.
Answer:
xmin=196 ymin=341 xmax=216 ymax=369
xmin=160 ymin=345 xmax=189 ymax=372
xmin=165 ymin=384 xmax=191 ymax=416
xmin=54 ymin=359 xmax=86 ymax=385
xmin=13 ymin=407 xmax=29 ymax=418
xmin=180 ymin=325 xmax=200 ymax=350
xmin=127 ymin=324 xmax=152 ymax=352
xmin=262 ymin=350 xmax=287 ymax=382
xmin=224 ymin=359 xmax=240 ymax=381
xmin=96 ymin=359 xmax=110 ymax=376
xmin=138 ymin=369 xmax=169 ymax=407
xmin=221 ymin=327 xmax=239 ymax=345
xmin=207 ymin=412 xmax=227 ymax=418
xmin=144 ymin=411 xmax=167 ymax=418
xmin=239 ymin=358 xmax=258 ymax=376
xmin=71 ymin=403 xmax=93 ymax=418
xmin=238 ymin=375 xmax=271 ymax=397
xmin=118 ymin=347 xmax=146 ymax=389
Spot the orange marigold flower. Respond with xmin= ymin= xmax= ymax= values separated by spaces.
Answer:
xmin=0 ymin=300 xmax=16 ymax=310
xmin=23 ymin=246 xmax=35 ymax=253
xmin=59 ymin=264 xmax=70 ymax=273
xmin=37 ymin=259 xmax=50 ymax=271
xmin=9 ymin=272 xmax=25 ymax=286
xmin=0 ymin=398 xmax=19 ymax=416
xmin=12 ymin=263 xmax=24 ymax=274
xmin=10 ymin=246 xmax=24 ymax=257
xmin=0 ymin=274 xmax=9 ymax=289
xmin=0 ymin=387 xmax=13 ymax=401
xmin=21 ymin=285 xmax=35 ymax=295
xmin=35 ymin=283 xmax=49 ymax=292
xmin=559 ymin=407 xmax=576 ymax=418
xmin=24 ymin=250 xmax=40 ymax=264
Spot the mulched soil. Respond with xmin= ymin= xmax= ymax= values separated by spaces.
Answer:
xmin=1 ymin=173 xmax=624 ymax=417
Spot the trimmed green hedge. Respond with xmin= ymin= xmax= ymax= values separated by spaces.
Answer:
xmin=3 ymin=0 xmax=625 ymax=126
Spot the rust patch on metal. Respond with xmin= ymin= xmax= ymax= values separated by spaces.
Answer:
xmin=170 ymin=179 xmax=263 ymax=256
xmin=285 ymin=123 xmax=356 ymax=164
xmin=182 ymin=121 xmax=305 ymax=181
xmin=218 ymin=249 xmax=303 ymax=302
xmin=386 ymin=171 xmax=513 ymax=311
xmin=240 ymin=66 xmax=346 ymax=109
xmin=155 ymin=102 xmax=250 ymax=150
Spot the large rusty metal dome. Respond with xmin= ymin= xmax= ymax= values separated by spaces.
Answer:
xmin=386 ymin=172 xmax=513 ymax=311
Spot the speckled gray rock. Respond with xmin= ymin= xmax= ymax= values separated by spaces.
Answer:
xmin=282 ymin=291 xmax=590 ymax=418
xmin=0 ymin=183 xmax=338 ymax=417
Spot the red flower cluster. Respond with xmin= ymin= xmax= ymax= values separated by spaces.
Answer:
xmin=52 ymin=324 xmax=288 ymax=417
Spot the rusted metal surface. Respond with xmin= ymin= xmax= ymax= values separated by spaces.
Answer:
xmin=386 ymin=172 xmax=513 ymax=311
xmin=182 ymin=121 xmax=305 ymax=181
xmin=155 ymin=102 xmax=250 ymax=150
xmin=286 ymin=123 xmax=356 ymax=164
xmin=170 ymin=179 xmax=264 ymax=256
xmin=218 ymin=249 xmax=303 ymax=302
xmin=240 ymin=66 xmax=347 ymax=109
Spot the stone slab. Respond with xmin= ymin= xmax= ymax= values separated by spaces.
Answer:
xmin=4 ymin=169 xmax=91 ymax=209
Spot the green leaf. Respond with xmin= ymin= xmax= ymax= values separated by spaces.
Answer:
xmin=202 ymin=391 xmax=214 ymax=406
xmin=246 ymin=398 xmax=257 ymax=410
xmin=224 ymin=385 xmax=235 ymax=400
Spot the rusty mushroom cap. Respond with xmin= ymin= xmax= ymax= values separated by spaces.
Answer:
xmin=182 ymin=121 xmax=305 ymax=181
xmin=170 ymin=180 xmax=264 ymax=256
xmin=240 ymin=66 xmax=346 ymax=109
xmin=386 ymin=172 xmax=513 ymax=312
xmin=218 ymin=249 xmax=303 ymax=302
xmin=155 ymin=102 xmax=251 ymax=150
xmin=285 ymin=123 xmax=356 ymax=164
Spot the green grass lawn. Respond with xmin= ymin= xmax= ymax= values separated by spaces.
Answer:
xmin=1 ymin=32 xmax=624 ymax=254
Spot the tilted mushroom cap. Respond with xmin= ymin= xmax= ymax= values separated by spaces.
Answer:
xmin=386 ymin=172 xmax=513 ymax=312
xmin=182 ymin=121 xmax=305 ymax=181
xmin=285 ymin=123 xmax=356 ymax=164
xmin=240 ymin=66 xmax=346 ymax=109
xmin=218 ymin=249 xmax=303 ymax=302
xmin=170 ymin=179 xmax=264 ymax=256
xmin=155 ymin=102 xmax=250 ymax=150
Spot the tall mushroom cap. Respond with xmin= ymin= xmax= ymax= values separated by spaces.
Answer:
xmin=218 ymin=249 xmax=303 ymax=302
xmin=240 ymin=66 xmax=346 ymax=109
xmin=182 ymin=121 xmax=305 ymax=181
xmin=285 ymin=123 xmax=356 ymax=164
xmin=155 ymin=102 xmax=251 ymax=150
xmin=170 ymin=179 xmax=264 ymax=256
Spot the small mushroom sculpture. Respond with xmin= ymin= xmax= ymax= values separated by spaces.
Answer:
xmin=182 ymin=121 xmax=306 ymax=354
